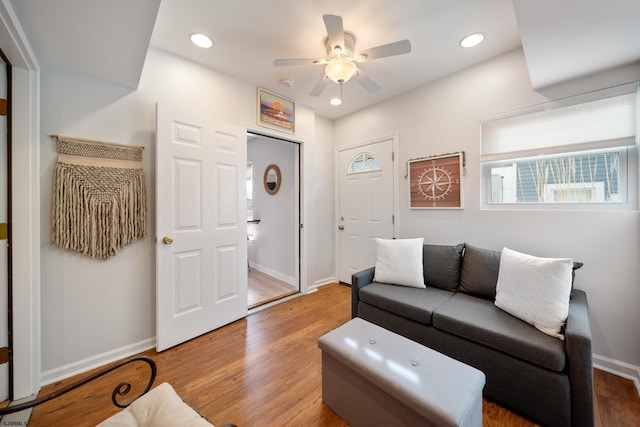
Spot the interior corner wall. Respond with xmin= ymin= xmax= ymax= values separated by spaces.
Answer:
xmin=334 ymin=48 xmax=640 ymax=371
xmin=38 ymin=47 xmax=335 ymax=379
xmin=307 ymin=114 xmax=336 ymax=287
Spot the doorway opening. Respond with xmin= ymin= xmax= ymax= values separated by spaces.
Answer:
xmin=247 ymin=132 xmax=301 ymax=309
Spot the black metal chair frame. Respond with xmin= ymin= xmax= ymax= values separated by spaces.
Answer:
xmin=0 ymin=355 xmax=156 ymax=416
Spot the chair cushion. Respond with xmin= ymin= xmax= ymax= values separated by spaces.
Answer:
xmin=423 ymin=243 xmax=464 ymax=291
xmin=359 ymin=283 xmax=454 ymax=325
xmin=432 ymin=293 xmax=566 ymax=372
xmin=97 ymin=382 xmax=214 ymax=427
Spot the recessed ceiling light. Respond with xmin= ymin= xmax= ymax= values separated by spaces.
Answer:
xmin=191 ymin=33 xmax=213 ymax=48
xmin=459 ymin=33 xmax=484 ymax=48
xmin=330 ymin=98 xmax=342 ymax=106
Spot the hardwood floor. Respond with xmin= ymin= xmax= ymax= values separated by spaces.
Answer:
xmin=247 ymin=269 xmax=298 ymax=309
xmin=27 ymin=283 xmax=640 ymax=426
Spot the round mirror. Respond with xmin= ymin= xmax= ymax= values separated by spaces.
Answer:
xmin=263 ymin=164 xmax=281 ymax=195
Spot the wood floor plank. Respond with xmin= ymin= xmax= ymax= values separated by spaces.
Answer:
xmin=593 ymin=368 xmax=640 ymax=427
xmin=27 ymin=283 xmax=640 ymax=426
xmin=248 ymin=269 xmax=298 ymax=309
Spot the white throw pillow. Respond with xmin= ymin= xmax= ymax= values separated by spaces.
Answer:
xmin=373 ymin=238 xmax=425 ymax=288
xmin=495 ymin=247 xmax=573 ymax=340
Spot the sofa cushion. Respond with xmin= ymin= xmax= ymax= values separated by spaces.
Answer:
xmin=359 ymin=283 xmax=454 ymax=326
xmin=374 ymin=238 xmax=425 ymax=288
xmin=459 ymin=244 xmax=501 ymax=299
xmin=495 ymin=248 xmax=573 ymax=340
xmin=432 ymin=293 xmax=566 ymax=372
xmin=423 ymin=244 xmax=464 ymax=291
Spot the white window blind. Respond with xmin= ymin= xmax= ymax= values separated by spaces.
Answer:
xmin=481 ymin=84 xmax=638 ymax=162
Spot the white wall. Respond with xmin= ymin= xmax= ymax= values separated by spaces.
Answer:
xmin=248 ymin=136 xmax=297 ymax=285
xmin=335 ymin=48 xmax=640 ymax=375
xmin=307 ymin=115 xmax=336 ymax=287
xmin=39 ymin=47 xmax=335 ymax=380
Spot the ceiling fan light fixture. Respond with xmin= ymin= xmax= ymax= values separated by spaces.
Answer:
xmin=191 ymin=33 xmax=213 ymax=48
xmin=325 ymin=57 xmax=357 ymax=84
xmin=459 ymin=32 xmax=484 ymax=48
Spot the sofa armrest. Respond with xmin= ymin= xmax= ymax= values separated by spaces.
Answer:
xmin=564 ymin=289 xmax=594 ymax=427
xmin=351 ymin=267 xmax=375 ymax=318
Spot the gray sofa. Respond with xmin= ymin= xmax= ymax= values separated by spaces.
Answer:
xmin=351 ymin=243 xmax=593 ymax=427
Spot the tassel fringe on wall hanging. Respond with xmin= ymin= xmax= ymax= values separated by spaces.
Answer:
xmin=51 ymin=135 xmax=147 ymax=259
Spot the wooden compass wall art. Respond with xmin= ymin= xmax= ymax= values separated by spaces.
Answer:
xmin=408 ymin=152 xmax=464 ymax=209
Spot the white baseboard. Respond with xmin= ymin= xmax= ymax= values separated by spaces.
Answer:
xmin=41 ymin=338 xmax=156 ymax=386
xmin=306 ymin=276 xmax=337 ymax=293
xmin=593 ymin=353 xmax=640 ymax=397
xmin=249 ymin=263 xmax=296 ymax=287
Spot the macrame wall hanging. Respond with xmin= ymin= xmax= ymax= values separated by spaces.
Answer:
xmin=51 ymin=135 xmax=147 ymax=259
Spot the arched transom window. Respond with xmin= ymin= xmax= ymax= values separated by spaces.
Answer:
xmin=348 ymin=152 xmax=381 ymax=174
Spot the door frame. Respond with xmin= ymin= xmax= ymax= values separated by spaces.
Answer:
xmin=0 ymin=2 xmax=41 ymax=401
xmin=335 ymin=134 xmax=400 ymax=283
xmin=0 ymin=48 xmax=12 ymax=402
xmin=245 ymin=125 xmax=308 ymax=294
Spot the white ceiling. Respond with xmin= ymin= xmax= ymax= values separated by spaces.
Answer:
xmin=513 ymin=0 xmax=640 ymax=89
xmin=8 ymin=0 xmax=161 ymax=88
xmin=7 ymin=0 xmax=640 ymax=120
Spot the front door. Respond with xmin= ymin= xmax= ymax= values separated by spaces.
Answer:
xmin=338 ymin=139 xmax=395 ymax=283
xmin=156 ymin=104 xmax=247 ymax=351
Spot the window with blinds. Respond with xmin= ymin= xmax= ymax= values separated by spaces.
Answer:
xmin=481 ymin=83 xmax=638 ymax=208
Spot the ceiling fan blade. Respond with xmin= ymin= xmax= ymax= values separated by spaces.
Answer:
xmin=273 ymin=58 xmax=325 ymax=67
xmin=354 ymin=68 xmax=381 ymax=93
xmin=310 ymin=75 xmax=330 ymax=96
xmin=323 ymin=14 xmax=345 ymax=52
xmin=356 ymin=39 xmax=412 ymax=61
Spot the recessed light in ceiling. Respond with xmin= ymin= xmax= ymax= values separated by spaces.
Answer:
xmin=191 ymin=33 xmax=213 ymax=48
xmin=459 ymin=33 xmax=485 ymax=48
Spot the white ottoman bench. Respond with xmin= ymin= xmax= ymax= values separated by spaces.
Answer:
xmin=318 ymin=318 xmax=485 ymax=427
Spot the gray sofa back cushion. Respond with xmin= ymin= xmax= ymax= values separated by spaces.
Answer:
xmin=423 ymin=244 xmax=464 ymax=291
xmin=459 ymin=244 xmax=501 ymax=299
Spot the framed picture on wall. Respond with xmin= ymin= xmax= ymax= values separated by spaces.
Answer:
xmin=408 ymin=152 xmax=464 ymax=209
xmin=257 ymin=87 xmax=295 ymax=134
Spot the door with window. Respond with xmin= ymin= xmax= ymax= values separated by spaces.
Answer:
xmin=338 ymin=139 xmax=395 ymax=283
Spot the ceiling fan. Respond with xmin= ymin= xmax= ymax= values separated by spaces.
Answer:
xmin=273 ymin=14 xmax=412 ymax=99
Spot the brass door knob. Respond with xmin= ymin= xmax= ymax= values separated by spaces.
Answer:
xmin=162 ymin=236 xmax=174 ymax=245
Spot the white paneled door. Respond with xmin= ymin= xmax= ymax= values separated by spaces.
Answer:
xmin=156 ymin=104 xmax=247 ymax=352
xmin=338 ymin=139 xmax=395 ymax=284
